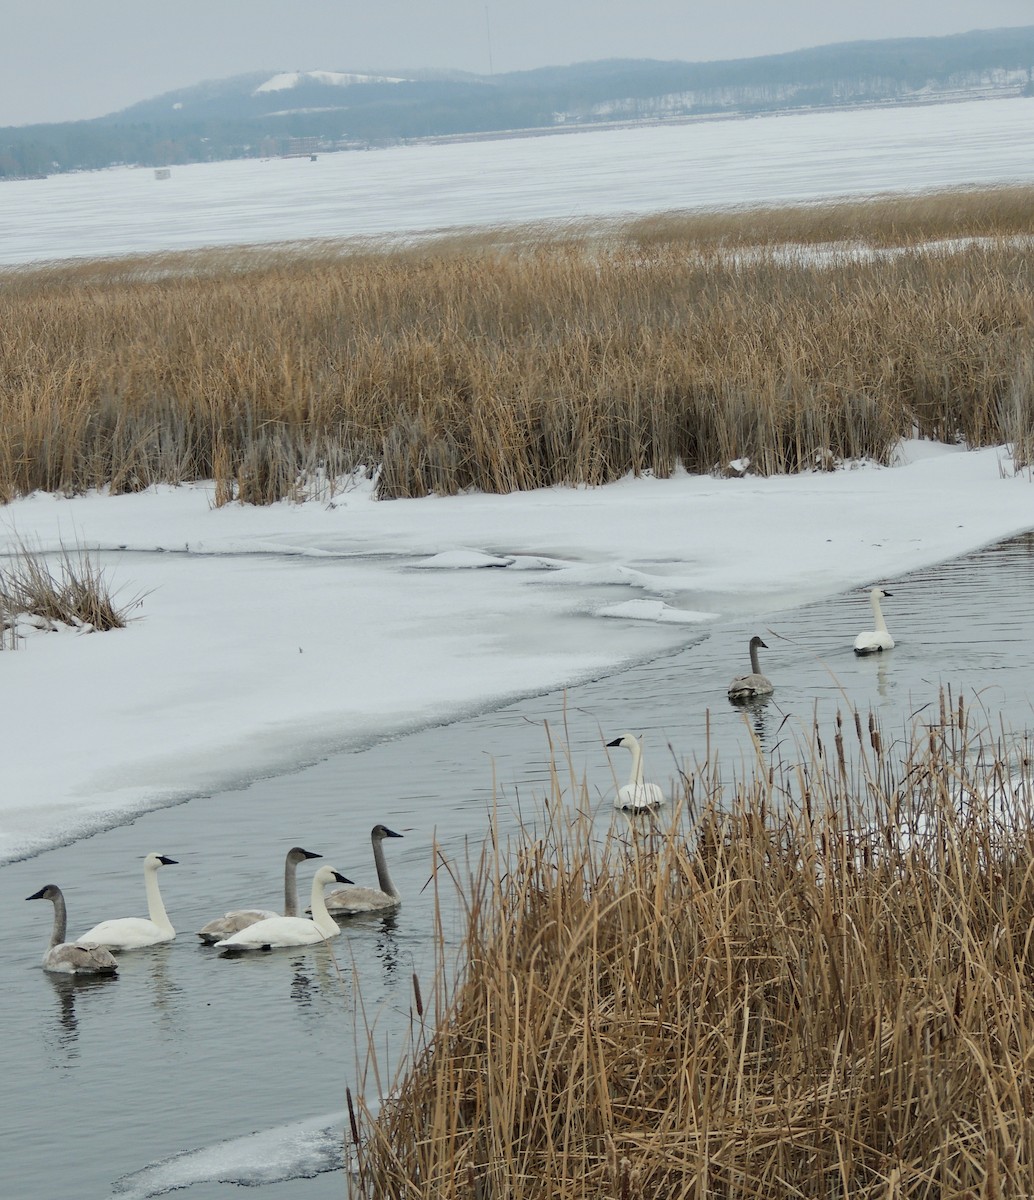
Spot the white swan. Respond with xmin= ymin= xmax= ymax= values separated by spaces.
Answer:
xmin=324 ymin=826 xmax=403 ymax=915
xmin=196 ymin=845 xmax=322 ymax=944
xmin=606 ymin=733 xmax=665 ymax=812
xmin=854 ymin=587 xmax=895 ymax=655
xmin=216 ymin=864 xmax=353 ymax=950
xmin=728 ymin=635 xmax=774 ymax=702
xmin=26 ymin=884 xmax=119 ymax=976
xmin=76 ymin=853 xmax=178 ymax=950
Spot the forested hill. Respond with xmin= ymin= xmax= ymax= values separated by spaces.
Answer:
xmin=2 ymin=25 xmax=1032 ymax=179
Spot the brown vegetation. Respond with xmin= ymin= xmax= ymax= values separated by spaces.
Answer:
xmin=0 ymin=540 xmax=135 ymax=638
xmin=2 ymin=187 xmax=1033 ymax=505
xmin=353 ymin=695 xmax=1034 ymax=1197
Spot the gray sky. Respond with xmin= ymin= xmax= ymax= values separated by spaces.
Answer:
xmin=1 ymin=0 xmax=1031 ymax=127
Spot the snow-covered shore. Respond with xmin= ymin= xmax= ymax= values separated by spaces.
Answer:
xmin=1 ymin=439 xmax=1030 ymax=864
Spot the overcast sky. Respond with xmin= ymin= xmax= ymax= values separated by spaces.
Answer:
xmin=1 ymin=0 xmax=1031 ymax=127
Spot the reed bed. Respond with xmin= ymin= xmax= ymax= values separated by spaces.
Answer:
xmin=2 ymin=187 xmax=1033 ymax=505
xmin=354 ymin=695 xmax=1034 ymax=1197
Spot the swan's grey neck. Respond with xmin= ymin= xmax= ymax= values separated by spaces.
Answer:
xmin=47 ymin=890 xmax=68 ymax=949
xmin=283 ymin=856 xmax=301 ymax=917
xmin=749 ymin=641 xmax=762 ymax=674
xmin=372 ymin=835 xmax=400 ymax=901
xmin=309 ymin=872 xmax=337 ymax=937
xmin=144 ymin=864 xmax=174 ymax=935
xmin=871 ymin=591 xmax=889 ymax=633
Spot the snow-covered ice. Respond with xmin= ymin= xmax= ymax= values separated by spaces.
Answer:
xmin=2 ymin=96 xmax=1033 ymax=266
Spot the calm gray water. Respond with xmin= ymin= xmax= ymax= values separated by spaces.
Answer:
xmin=4 ymin=531 xmax=1034 ymax=1199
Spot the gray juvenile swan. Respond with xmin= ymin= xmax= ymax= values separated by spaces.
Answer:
xmin=606 ymin=733 xmax=665 ymax=812
xmin=26 ymin=884 xmax=119 ymax=976
xmin=854 ymin=587 xmax=895 ymax=655
xmin=727 ymin=635 xmax=774 ymax=702
xmin=76 ymin=852 xmax=178 ymax=950
xmin=215 ymin=864 xmax=353 ymax=950
xmin=324 ymin=826 xmax=403 ymax=915
xmin=196 ymin=846 xmax=322 ymax=944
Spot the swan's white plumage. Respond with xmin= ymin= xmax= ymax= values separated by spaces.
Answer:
xmin=324 ymin=826 xmax=402 ymax=915
xmin=606 ymin=733 xmax=665 ymax=811
xmin=728 ymin=635 xmax=774 ymax=701
xmin=854 ymin=587 xmax=895 ymax=655
xmin=216 ymin=865 xmax=352 ymax=950
xmin=26 ymin=884 xmax=119 ymax=976
xmin=197 ymin=845 xmax=321 ymax=944
xmin=76 ymin=852 xmax=178 ymax=950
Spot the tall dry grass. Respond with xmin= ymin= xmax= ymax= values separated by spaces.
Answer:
xmin=2 ymin=187 xmax=1033 ymax=505
xmin=353 ymin=695 xmax=1034 ymax=1197
xmin=0 ymin=540 xmax=135 ymax=634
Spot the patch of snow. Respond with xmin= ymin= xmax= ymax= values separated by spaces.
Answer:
xmin=254 ymin=70 xmax=406 ymax=94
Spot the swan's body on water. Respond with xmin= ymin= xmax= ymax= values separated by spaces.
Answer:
xmin=76 ymin=853 xmax=178 ymax=950
xmin=197 ymin=846 xmax=322 ymax=944
xmin=854 ymin=587 xmax=895 ymax=655
xmin=324 ymin=826 xmax=403 ymax=915
xmin=727 ymin=635 xmax=774 ymax=702
xmin=216 ymin=865 xmax=352 ymax=950
xmin=606 ymin=733 xmax=665 ymax=811
xmin=26 ymin=885 xmax=119 ymax=975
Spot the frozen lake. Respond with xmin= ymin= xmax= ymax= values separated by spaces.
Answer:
xmin=2 ymin=96 xmax=1034 ymax=265
xmin=6 ymin=531 xmax=1034 ymax=1199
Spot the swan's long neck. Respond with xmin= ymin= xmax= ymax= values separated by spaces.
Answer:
xmin=283 ymin=856 xmax=300 ymax=917
xmin=309 ymin=875 xmax=337 ymax=935
xmin=49 ymin=892 xmax=68 ymax=949
xmin=627 ymin=739 xmax=645 ymax=787
xmin=372 ymin=837 xmax=400 ymax=900
xmin=871 ymin=592 xmax=888 ymax=633
xmin=144 ymin=867 xmax=174 ymax=934
xmin=749 ymin=641 xmax=762 ymax=674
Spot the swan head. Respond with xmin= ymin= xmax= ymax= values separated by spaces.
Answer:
xmin=371 ymin=825 xmax=403 ymax=841
xmin=144 ymin=853 xmax=178 ymax=870
xmin=870 ymin=587 xmax=892 ymax=599
xmin=26 ymin=884 xmax=61 ymax=904
xmin=749 ymin=636 xmax=768 ymax=650
xmin=313 ymin=865 xmax=353 ymax=888
xmin=286 ymin=847 xmax=322 ymax=864
xmin=606 ymin=733 xmax=640 ymax=750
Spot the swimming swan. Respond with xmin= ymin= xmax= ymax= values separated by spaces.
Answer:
xmin=606 ymin=733 xmax=665 ymax=811
xmin=76 ymin=853 xmax=178 ymax=950
xmin=854 ymin=587 xmax=895 ymax=655
xmin=727 ymin=635 xmax=774 ymax=702
xmin=324 ymin=826 xmax=403 ymax=915
xmin=26 ymin=884 xmax=119 ymax=976
xmin=215 ymin=864 xmax=353 ymax=950
xmin=196 ymin=845 xmax=322 ymax=944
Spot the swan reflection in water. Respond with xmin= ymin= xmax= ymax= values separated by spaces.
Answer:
xmin=43 ymin=972 xmax=115 ymax=1060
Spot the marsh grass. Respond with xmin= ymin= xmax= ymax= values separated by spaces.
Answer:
xmin=353 ymin=695 xmax=1034 ymax=1197
xmin=2 ymin=187 xmax=1034 ymax=505
xmin=0 ymin=539 xmax=136 ymax=634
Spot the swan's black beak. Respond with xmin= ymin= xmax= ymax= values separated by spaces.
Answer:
xmin=383 ymin=828 xmax=403 ymax=839
xmin=332 ymin=872 xmax=354 ymax=885
xmin=606 ymin=737 xmax=622 ymax=748
xmin=158 ymin=856 xmax=178 ymax=866
xmin=26 ymin=887 xmax=47 ymax=902
xmin=300 ymin=849 xmax=322 ymax=860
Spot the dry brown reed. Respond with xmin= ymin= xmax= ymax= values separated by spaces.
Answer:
xmin=354 ymin=694 xmax=1034 ymax=1197
xmin=0 ymin=539 xmax=135 ymax=633
xmin=2 ymin=187 xmax=1033 ymax=505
